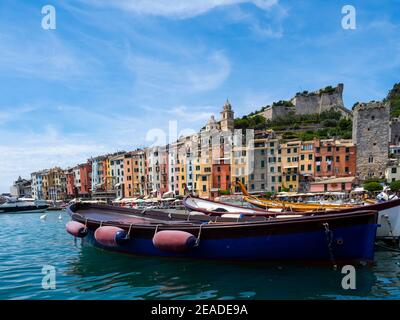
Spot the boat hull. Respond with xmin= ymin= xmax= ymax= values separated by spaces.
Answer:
xmin=0 ymin=205 xmax=48 ymax=214
xmin=84 ymin=224 xmax=377 ymax=263
xmin=68 ymin=204 xmax=378 ymax=263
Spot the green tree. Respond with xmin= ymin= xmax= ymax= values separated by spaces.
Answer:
xmin=389 ymin=180 xmax=400 ymax=192
xmin=363 ymin=181 xmax=383 ymax=192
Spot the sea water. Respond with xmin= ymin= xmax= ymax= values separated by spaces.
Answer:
xmin=0 ymin=210 xmax=399 ymax=300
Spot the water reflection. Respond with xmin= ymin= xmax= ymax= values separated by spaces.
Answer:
xmin=66 ymin=245 xmax=377 ymax=300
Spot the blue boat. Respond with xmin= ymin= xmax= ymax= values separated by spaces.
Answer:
xmin=66 ymin=203 xmax=378 ymax=264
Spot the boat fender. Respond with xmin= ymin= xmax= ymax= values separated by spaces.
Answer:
xmin=66 ymin=221 xmax=88 ymax=238
xmin=94 ymin=226 xmax=128 ymax=247
xmin=153 ymin=230 xmax=196 ymax=253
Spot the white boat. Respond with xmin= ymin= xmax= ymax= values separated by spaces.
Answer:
xmin=0 ymin=198 xmax=49 ymax=214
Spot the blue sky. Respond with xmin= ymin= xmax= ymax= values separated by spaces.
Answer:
xmin=0 ymin=0 xmax=399 ymax=192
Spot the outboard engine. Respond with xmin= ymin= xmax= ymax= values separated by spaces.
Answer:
xmin=94 ymin=226 xmax=128 ymax=247
xmin=66 ymin=221 xmax=88 ymax=238
xmin=153 ymin=230 xmax=196 ymax=253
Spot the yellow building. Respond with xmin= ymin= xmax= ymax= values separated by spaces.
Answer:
xmin=299 ymin=140 xmax=315 ymax=192
xmin=280 ymin=140 xmax=301 ymax=192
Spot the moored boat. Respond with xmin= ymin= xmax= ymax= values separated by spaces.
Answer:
xmin=66 ymin=203 xmax=378 ymax=264
xmin=0 ymin=198 xmax=49 ymax=214
xmin=184 ymin=195 xmax=400 ymax=241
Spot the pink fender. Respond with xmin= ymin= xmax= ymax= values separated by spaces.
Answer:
xmin=94 ymin=226 xmax=128 ymax=247
xmin=66 ymin=221 xmax=87 ymax=238
xmin=153 ymin=230 xmax=196 ymax=253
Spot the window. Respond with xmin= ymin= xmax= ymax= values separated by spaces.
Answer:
xmin=308 ymin=154 xmax=313 ymax=160
xmin=368 ymin=156 xmax=374 ymax=163
xmin=202 ymin=176 xmax=207 ymax=181
xmin=261 ymin=160 xmax=265 ymax=168
xmin=203 ymin=185 xmax=207 ymax=192
xmin=345 ymin=155 xmax=349 ymax=161
xmin=261 ymin=184 xmax=265 ymax=189
xmin=316 ymin=147 xmax=320 ymax=153
xmin=316 ymin=165 xmax=321 ymax=172
xmin=345 ymin=167 xmax=349 ymax=173
xmin=327 ymin=147 xmax=332 ymax=152
xmin=308 ymin=164 xmax=312 ymax=171
xmin=336 ymin=156 xmax=340 ymax=162
xmin=261 ymin=173 xmax=265 ymax=180
xmin=392 ymin=167 xmax=397 ymax=174
xmin=345 ymin=147 xmax=350 ymax=153
xmin=272 ymin=176 xmax=275 ymax=182
xmin=251 ymin=184 xmax=255 ymax=190
xmin=300 ymin=165 xmax=305 ymax=171
xmin=300 ymin=154 xmax=305 ymax=161
xmin=270 ymin=167 xmax=274 ymax=173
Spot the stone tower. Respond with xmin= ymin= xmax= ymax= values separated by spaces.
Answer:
xmin=220 ymin=99 xmax=234 ymax=132
xmin=352 ymin=101 xmax=390 ymax=180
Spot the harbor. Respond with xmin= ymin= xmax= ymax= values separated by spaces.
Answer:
xmin=1 ymin=1 xmax=400 ymax=306
xmin=0 ymin=209 xmax=399 ymax=300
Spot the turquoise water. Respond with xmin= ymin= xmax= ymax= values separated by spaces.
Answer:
xmin=0 ymin=210 xmax=399 ymax=300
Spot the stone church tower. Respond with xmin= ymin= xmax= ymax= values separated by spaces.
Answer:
xmin=220 ymin=100 xmax=234 ymax=132
xmin=352 ymin=101 xmax=390 ymax=180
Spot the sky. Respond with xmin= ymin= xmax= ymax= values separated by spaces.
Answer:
xmin=0 ymin=0 xmax=399 ymax=192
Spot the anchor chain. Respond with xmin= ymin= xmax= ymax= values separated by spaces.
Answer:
xmin=323 ymin=222 xmax=337 ymax=270
xmin=383 ymin=214 xmax=397 ymax=244
xmin=195 ymin=224 xmax=204 ymax=247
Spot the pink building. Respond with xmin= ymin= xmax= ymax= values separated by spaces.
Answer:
xmin=309 ymin=177 xmax=356 ymax=193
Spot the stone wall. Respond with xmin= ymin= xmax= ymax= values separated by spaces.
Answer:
xmin=260 ymin=105 xmax=293 ymax=120
xmin=291 ymin=83 xmax=349 ymax=117
xmin=352 ymin=101 xmax=390 ymax=180
xmin=259 ymin=83 xmax=351 ymax=120
xmin=390 ymin=117 xmax=400 ymax=145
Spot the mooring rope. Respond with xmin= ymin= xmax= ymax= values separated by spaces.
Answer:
xmin=323 ymin=222 xmax=338 ymax=270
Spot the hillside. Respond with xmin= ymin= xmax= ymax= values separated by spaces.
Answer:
xmin=234 ymin=108 xmax=352 ymax=140
xmin=387 ymin=83 xmax=400 ymax=117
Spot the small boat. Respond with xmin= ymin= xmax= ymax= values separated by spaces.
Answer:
xmin=186 ymin=194 xmax=400 ymax=241
xmin=0 ymin=198 xmax=49 ymax=214
xmin=183 ymin=196 xmax=287 ymax=217
xmin=66 ymin=203 xmax=378 ymax=264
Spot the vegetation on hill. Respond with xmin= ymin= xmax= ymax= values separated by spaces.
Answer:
xmin=267 ymin=109 xmax=352 ymax=140
xmin=235 ymin=109 xmax=352 ymax=141
xmin=387 ymin=83 xmax=400 ymax=117
xmin=234 ymin=108 xmax=352 ymax=140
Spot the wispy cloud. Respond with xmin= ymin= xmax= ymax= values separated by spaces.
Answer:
xmin=126 ymin=50 xmax=231 ymax=94
xmin=167 ymin=105 xmax=214 ymax=122
xmin=83 ymin=0 xmax=279 ymax=19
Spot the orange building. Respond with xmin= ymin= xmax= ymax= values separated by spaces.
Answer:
xmin=79 ymin=162 xmax=92 ymax=197
xmin=314 ymin=139 xmax=356 ymax=178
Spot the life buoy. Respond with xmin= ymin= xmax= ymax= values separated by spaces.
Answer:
xmin=66 ymin=221 xmax=88 ymax=238
xmin=153 ymin=230 xmax=196 ymax=253
xmin=94 ymin=226 xmax=128 ymax=247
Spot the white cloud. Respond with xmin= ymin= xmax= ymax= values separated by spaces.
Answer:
xmin=84 ymin=0 xmax=278 ymax=19
xmin=167 ymin=105 xmax=214 ymax=122
xmin=126 ymin=50 xmax=231 ymax=94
